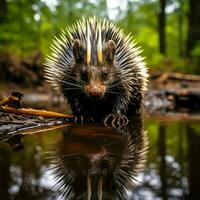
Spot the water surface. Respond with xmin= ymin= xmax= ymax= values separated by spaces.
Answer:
xmin=0 ymin=114 xmax=199 ymax=199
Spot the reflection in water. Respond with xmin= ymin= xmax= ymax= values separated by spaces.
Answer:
xmin=1 ymin=134 xmax=24 ymax=152
xmin=1 ymin=115 xmax=200 ymax=199
xmin=158 ymin=124 xmax=167 ymax=200
xmin=46 ymin=115 xmax=148 ymax=199
xmin=187 ymin=126 xmax=200 ymax=199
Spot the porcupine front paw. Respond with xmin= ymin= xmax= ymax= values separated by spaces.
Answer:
xmin=74 ymin=114 xmax=94 ymax=124
xmin=104 ymin=112 xmax=129 ymax=128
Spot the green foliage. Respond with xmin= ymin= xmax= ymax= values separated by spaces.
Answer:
xmin=191 ymin=41 xmax=200 ymax=71
xmin=0 ymin=0 xmax=198 ymax=73
xmin=144 ymin=119 xmax=189 ymax=167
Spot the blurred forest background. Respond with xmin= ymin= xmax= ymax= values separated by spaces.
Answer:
xmin=0 ymin=0 xmax=200 ymax=88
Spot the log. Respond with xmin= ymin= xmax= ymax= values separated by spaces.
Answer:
xmin=146 ymin=112 xmax=200 ymax=121
xmin=0 ymin=92 xmax=73 ymax=136
xmin=0 ymin=91 xmax=73 ymax=119
xmin=151 ymin=71 xmax=200 ymax=82
xmin=165 ymin=88 xmax=200 ymax=97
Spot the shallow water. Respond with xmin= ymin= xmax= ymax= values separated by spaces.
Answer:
xmin=0 ymin=114 xmax=200 ymax=200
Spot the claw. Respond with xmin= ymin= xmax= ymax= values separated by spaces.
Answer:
xmin=104 ymin=114 xmax=113 ymax=121
xmin=111 ymin=115 xmax=118 ymax=129
xmin=104 ymin=113 xmax=129 ymax=128
xmin=120 ymin=115 xmax=129 ymax=126
xmin=103 ymin=114 xmax=114 ymax=127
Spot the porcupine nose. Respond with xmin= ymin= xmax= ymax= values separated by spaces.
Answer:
xmin=88 ymin=86 xmax=103 ymax=98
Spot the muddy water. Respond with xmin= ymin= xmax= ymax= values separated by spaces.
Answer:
xmin=0 ymin=114 xmax=200 ymax=200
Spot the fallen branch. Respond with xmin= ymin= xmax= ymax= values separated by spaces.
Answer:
xmin=0 ymin=106 xmax=73 ymax=119
xmin=147 ymin=112 xmax=200 ymax=121
xmin=0 ymin=92 xmax=74 ymax=135
xmin=0 ymin=91 xmax=73 ymax=119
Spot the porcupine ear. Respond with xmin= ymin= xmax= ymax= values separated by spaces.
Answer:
xmin=106 ymin=40 xmax=116 ymax=64
xmin=73 ymin=39 xmax=84 ymax=63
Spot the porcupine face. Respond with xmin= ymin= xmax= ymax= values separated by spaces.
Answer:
xmin=72 ymin=39 xmax=117 ymax=99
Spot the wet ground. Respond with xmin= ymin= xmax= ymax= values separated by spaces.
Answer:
xmin=0 ymin=112 xmax=199 ymax=200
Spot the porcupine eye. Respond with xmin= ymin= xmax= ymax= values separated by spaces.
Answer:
xmin=102 ymin=71 xmax=109 ymax=80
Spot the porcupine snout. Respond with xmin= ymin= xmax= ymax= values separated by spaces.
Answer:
xmin=85 ymin=82 xmax=106 ymax=99
xmin=88 ymin=86 xmax=102 ymax=98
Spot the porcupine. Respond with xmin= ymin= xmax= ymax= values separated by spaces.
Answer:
xmin=44 ymin=17 xmax=148 ymax=124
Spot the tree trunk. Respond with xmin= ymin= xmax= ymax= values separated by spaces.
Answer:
xmin=187 ymin=126 xmax=200 ymax=199
xmin=158 ymin=0 xmax=166 ymax=55
xmin=0 ymin=0 xmax=7 ymax=23
xmin=186 ymin=0 xmax=200 ymax=56
xmin=178 ymin=0 xmax=184 ymax=57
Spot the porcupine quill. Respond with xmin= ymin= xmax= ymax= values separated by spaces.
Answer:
xmin=44 ymin=16 xmax=148 ymax=124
